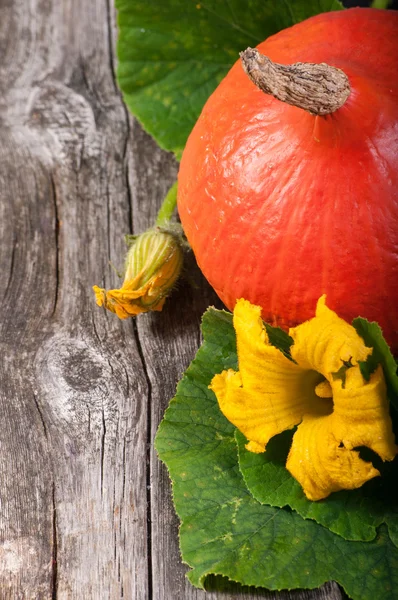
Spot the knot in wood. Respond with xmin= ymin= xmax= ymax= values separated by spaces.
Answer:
xmin=35 ymin=336 xmax=115 ymax=429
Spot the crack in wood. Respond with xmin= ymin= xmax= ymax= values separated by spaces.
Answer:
xmin=33 ymin=392 xmax=48 ymax=440
xmin=52 ymin=481 xmax=58 ymax=600
xmin=80 ymin=57 xmax=95 ymax=104
xmin=4 ymin=234 xmax=17 ymax=301
xmin=105 ymin=0 xmax=118 ymax=93
xmin=106 ymin=180 xmax=112 ymax=276
xmin=121 ymin=362 xmax=131 ymax=399
xmin=132 ymin=319 xmax=153 ymax=600
xmin=125 ymin=145 xmax=134 ymax=236
xmin=100 ymin=407 xmax=107 ymax=498
xmin=90 ymin=311 xmax=103 ymax=346
xmin=120 ymin=437 xmax=127 ymax=539
xmin=121 ymin=105 xmax=133 ymax=237
xmin=49 ymin=174 xmax=60 ymax=318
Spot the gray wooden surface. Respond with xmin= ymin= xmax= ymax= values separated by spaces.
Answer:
xmin=0 ymin=1 xmax=345 ymax=598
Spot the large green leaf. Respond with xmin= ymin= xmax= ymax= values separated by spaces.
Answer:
xmin=236 ymin=429 xmax=398 ymax=546
xmin=155 ymin=308 xmax=398 ymax=598
xmin=116 ymin=0 xmax=343 ymax=158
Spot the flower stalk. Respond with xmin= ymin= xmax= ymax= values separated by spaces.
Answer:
xmin=155 ymin=181 xmax=178 ymax=228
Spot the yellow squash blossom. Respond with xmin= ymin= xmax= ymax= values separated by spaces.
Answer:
xmin=93 ymin=228 xmax=183 ymax=318
xmin=210 ymin=297 xmax=397 ymax=501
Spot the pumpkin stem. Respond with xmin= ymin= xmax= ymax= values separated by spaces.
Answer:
xmin=240 ymin=48 xmax=350 ymax=116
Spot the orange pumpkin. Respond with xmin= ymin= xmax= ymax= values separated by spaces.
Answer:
xmin=178 ymin=8 xmax=398 ymax=351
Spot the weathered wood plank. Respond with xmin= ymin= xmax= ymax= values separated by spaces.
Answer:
xmin=0 ymin=0 xmax=150 ymax=597
xmin=0 ymin=145 xmax=55 ymax=597
xmin=0 ymin=1 xmax=345 ymax=599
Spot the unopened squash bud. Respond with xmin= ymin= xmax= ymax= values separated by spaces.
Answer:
xmin=93 ymin=227 xmax=184 ymax=319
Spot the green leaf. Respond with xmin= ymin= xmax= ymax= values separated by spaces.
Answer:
xmin=116 ymin=0 xmax=343 ymax=158
xmin=155 ymin=308 xmax=398 ymax=598
xmin=264 ymin=322 xmax=294 ymax=361
xmin=371 ymin=0 xmax=392 ymax=8
xmin=353 ymin=317 xmax=398 ymax=410
xmin=236 ymin=429 xmax=398 ymax=546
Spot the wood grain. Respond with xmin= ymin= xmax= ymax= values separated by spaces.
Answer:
xmin=0 ymin=1 xmax=344 ymax=599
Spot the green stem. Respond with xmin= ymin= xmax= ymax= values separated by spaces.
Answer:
xmin=371 ymin=0 xmax=391 ymax=8
xmin=155 ymin=181 xmax=178 ymax=227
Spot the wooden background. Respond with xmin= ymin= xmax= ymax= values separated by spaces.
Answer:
xmin=0 ymin=1 xmax=346 ymax=598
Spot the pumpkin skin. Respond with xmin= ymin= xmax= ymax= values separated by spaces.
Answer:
xmin=178 ymin=8 xmax=398 ymax=352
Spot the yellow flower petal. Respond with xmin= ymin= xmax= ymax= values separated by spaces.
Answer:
xmin=331 ymin=365 xmax=397 ymax=461
xmin=93 ymin=285 xmax=106 ymax=308
xmin=289 ymin=295 xmax=372 ymax=376
xmin=287 ymin=365 xmax=397 ymax=500
xmin=286 ymin=413 xmax=381 ymax=501
xmin=209 ymin=299 xmax=329 ymax=452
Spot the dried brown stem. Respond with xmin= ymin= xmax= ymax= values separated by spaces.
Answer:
xmin=240 ymin=47 xmax=350 ymax=116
